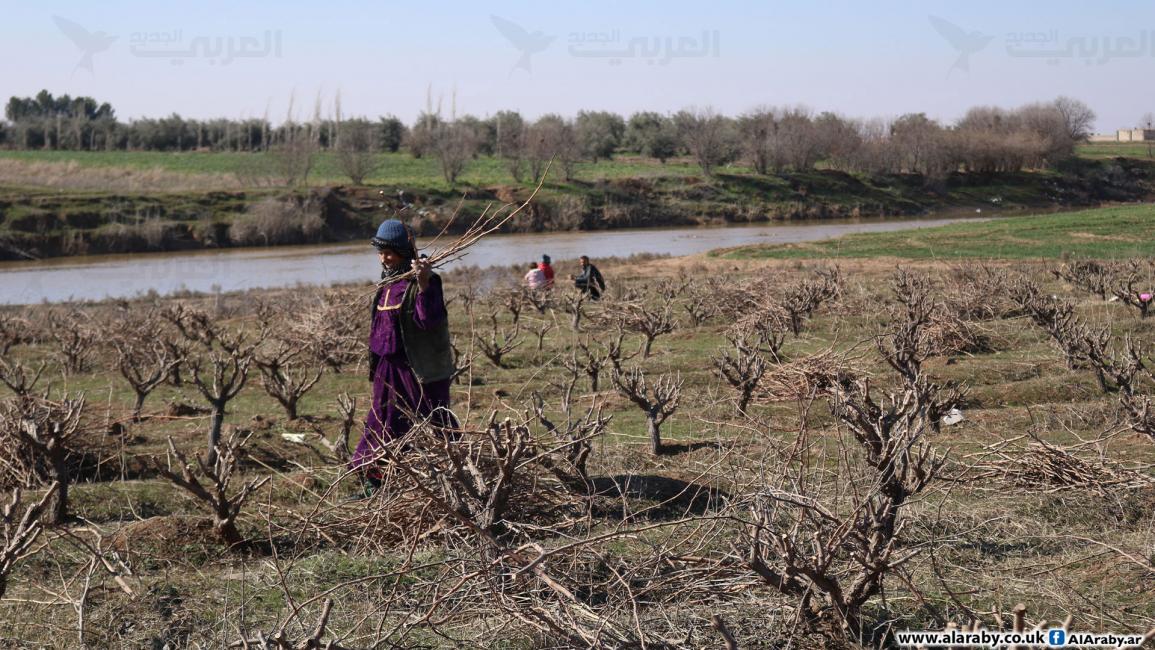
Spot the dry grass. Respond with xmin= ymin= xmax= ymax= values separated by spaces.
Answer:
xmin=0 ymin=252 xmax=1154 ymax=647
xmin=0 ymin=159 xmax=244 ymax=193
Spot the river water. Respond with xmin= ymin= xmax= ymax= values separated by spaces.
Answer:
xmin=0 ymin=217 xmax=979 ymax=305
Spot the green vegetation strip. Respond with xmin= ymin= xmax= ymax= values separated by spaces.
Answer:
xmin=719 ymin=204 xmax=1155 ymax=260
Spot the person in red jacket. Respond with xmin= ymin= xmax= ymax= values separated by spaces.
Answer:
xmin=538 ymin=254 xmax=555 ymax=289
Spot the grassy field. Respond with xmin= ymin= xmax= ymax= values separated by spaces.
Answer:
xmin=720 ymin=203 xmax=1155 ymax=260
xmin=1077 ymin=142 xmax=1155 ymax=160
xmin=0 ymin=143 xmax=1144 ymax=190
xmin=2 ymin=207 xmax=1155 ymax=646
xmin=0 ymin=149 xmax=715 ymax=191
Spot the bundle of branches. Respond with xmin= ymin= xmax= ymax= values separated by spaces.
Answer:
xmin=373 ymin=176 xmax=546 ymax=291
xmin=891 ymin=270 xmax=993 ymax=360
xmin=972 ymin=434 xmax=1155 ymax=496
xmin=1052 ymin=259 xmax=1114 ymax=300
xmin=755 ymin=349 xmax=853 ymax=402
xmin=291 ymin=412 xmax=584 ymax=554
xmin=943 ymin=262 xmax=1014 ymax=321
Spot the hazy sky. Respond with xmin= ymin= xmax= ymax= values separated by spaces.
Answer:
xmin=3 ymin=0 xmax=1152 ymax=131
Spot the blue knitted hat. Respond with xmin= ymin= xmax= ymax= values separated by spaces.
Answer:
xmin=371 ymin=219 xmax=414 ymax=257
xmin=541 ymin=254 xmax=551 ymax=264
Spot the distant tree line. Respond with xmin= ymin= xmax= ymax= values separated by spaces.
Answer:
xmin=1 ymin=90 xmax=1100 ymax=184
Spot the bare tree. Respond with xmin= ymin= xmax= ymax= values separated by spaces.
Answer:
xmin=270 ymin=136 xmax=318 ymax=187
xmin=559 ymin=290 xmax=587 ymax=331
xmin=530 ymin=392 xmax=610 ymax=491
xmin=1052 ymin=96 xmax=1096 ymax=143
xmin=47 ymin=310 xmax=96 ymax=375
xmin=674 ymin=107 xmax=738 ymax=175
xmin=254 ymin=341 xmax=324 ymax=421
xmin=324 ymin=392 xmax=356 ymax=461
xmin=431 ymin=121 xmax=478 ymax=185
xmin=114 ymin=340 xmax=179 ymax=421
xmin=152 ymin=432 xmax=269 ymax=548
xmin=0 ymin=358 xmax=45 ymax=396
xmin=4 ymin=394 xmax=85 ymax=525
xmin=616 ymin=299 xmax=678 ymax=358
xmin=712 ymin=330 xmax=767 ymax=414
xmin=612 ymin=366 xmax=682 ymax=455
xmin=1 ymin=483 xmax=59 ymax=598
xmin=335 ymin=118 xmax=382 ymax=184
xmin=189 ymin=332 xmax=255 ymax=466
xmin=475 ymin=310 xmax=522 ymax=369
xmin=779 ymin=267 xmax=841 ymax=336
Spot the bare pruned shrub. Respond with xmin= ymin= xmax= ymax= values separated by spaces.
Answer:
xmin=529 ymin=393 xmax=610 ymax=492
xmin=189 ymin=331 xmax=255 ymax=465
xmin=47 ymin=310 xmax=97 ymax=375
xmin=0 ymin=313 xmax=30 ymax=356
xmin=229 ymin=195 xmax=325 ymax=246
xmin=614 ymin=298 xmax=677 ymax=359
xmin=230 ymin=599 xmax=349 ymax=650
xmin=322 ymin=392 xmax=356 ymax=461
xmin=778 ymin=267 xmax=841 ymax=336
xmin=254 ymin=340 xmax=323 ymax=421
xmin=0 ymin=394 xmax=85 ymax=524
xmin=1 ymin=483 xmax=59 ymax=599
xmin=562 ymin=341 xmax=602 ymax=394
xmin=384 ymin=414 xmax=549 ymax=535
xmin=1052 ymin=260 xmax=1112 ymax=301
xmin=712 ymin=330 xmax=767 ymax=415
xmin=1008 ymin=275 xmax=1089 ymax=370
xmin=475 ymin=310 xmax=522 ymax=369
xmin=612 ymin=366 xmax=682 ymax=455
xmin=559 ymin=290 xmax=587 ymax=331
xmin=744 ymin=361 xmax=957 ymax=641
xmin=1111 ymin=259 xmax=1155 ymax=319
xmin=945 ymin=262 xmax=1013 ymax=320
xmin=113 ymin=337 xmax=179 ymax=422
xmin=0 ymin=358 xmax=45 ymax=396
xmin=152 ymin=431 xmax=269 ymax=548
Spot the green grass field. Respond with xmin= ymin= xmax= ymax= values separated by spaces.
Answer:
xmin=0 ymin=149 xmax=721 ymax=190
xmin=0 ymin=143 xmax=1143 ymax=189
xmin=1076 ymin=142 xmax=1155 ymax=159
xmin=720 ymin=203 xmax=1155 ymax=260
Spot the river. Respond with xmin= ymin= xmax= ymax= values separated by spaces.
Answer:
xmin=0 ymin=217 xmax=981 ymax=305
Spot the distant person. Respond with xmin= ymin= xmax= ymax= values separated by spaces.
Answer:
xmin=539 ymin=254 xmax=556 ymax=289
xmin=523 ymin=262 xmax=546 ymax=290
xmin=572 ymin=255 xmax=606 ymax=300
xmin=351 ymin=219 xmax=457 ymax=496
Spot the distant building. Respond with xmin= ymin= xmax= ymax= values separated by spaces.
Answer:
xmin=1090 ymin=129 xmax=1155 ymax=143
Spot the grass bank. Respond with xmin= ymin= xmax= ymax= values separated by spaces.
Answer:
xmin=0 ymin=149 xmax=1153 ymax=261
xmin=718 ymin=203 xmax=1155 ymax=260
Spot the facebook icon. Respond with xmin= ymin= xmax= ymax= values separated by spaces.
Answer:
xmin=1047 ymin=628 xmax=1066 ymax=646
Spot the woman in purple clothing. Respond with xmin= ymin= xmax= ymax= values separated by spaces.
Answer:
xmin=351 ymin=219 xmax=456 ymax=494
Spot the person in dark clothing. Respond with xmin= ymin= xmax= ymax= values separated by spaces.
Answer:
xmin=351 ymin=219 xmax=456 ymax=494
xmin=572 ymin=255 xmax=606 ymax=300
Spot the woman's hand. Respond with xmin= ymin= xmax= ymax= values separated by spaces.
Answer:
xmin=412 ymin=256 xmax=433 ymax=292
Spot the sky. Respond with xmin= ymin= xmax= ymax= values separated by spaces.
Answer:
xmin=2 ymin=0 xmax=1153 ymax=132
